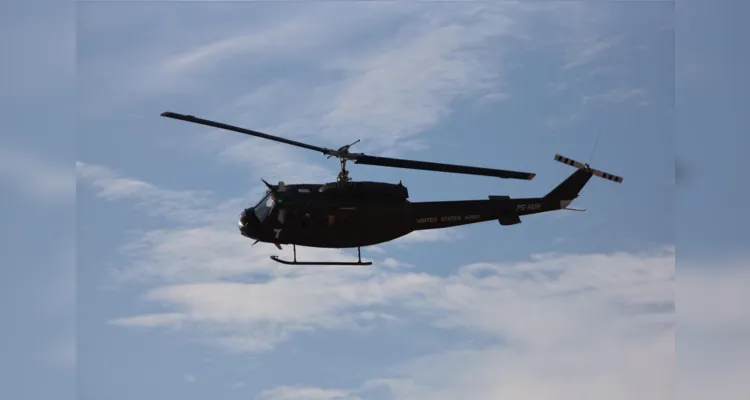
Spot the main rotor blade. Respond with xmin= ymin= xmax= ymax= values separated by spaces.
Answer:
xmin=352 ymin=154 xmax=536 ymax=180
xmin=161 ymin=112 xmax=535 ymax=180
xmin=161 ymin=112 xmax=333 ymax=155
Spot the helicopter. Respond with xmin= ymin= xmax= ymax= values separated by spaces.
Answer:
xmin=160 ymin=111 xmax=623 ymax=266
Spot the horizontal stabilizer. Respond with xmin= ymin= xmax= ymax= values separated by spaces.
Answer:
xmin=553 ymin=154 xmax=623 ymax=183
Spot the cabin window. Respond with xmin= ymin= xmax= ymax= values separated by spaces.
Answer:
xmin=253 ymin=192 xmax=275 ymax=222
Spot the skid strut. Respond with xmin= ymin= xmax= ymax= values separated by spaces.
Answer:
xmin=270 ymin=244 xmax=372 ymax=266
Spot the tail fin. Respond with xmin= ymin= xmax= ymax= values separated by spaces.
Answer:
xmin=543 ymin=154 xmax=623 ymax=203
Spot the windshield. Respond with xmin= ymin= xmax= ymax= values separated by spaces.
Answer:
xmin=253 ymin=192 xmax=275 ymax=222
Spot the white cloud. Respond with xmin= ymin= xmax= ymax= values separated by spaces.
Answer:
xmin=257 ymin=385 xmax=360 ymax=400
xmin=109 ymin=266 xmax=428 ymax=351
xmin=0 ymin=145 xmax=73 ymax=203
xmin=111 ymin=247 xmax=674 ymax=362
xmin=253 ymin=255 xmax=750 ymax=400
xmin=234 ymin=247 xmax=674 ymax=400
xmin=679 ymin=264 xmax=750 ymax=333
xmin=183 ymin=374 xmax=196 ymax=384
xmin=362 ymin=331 xmax=671 ymax=400
xmin=76 ymin=161 xmax=248 ymax=226
xmin=382 ymin=330 xmax=671 ymax=400
xmin=364 ymin=246 xmax=386 ymax=254
xmin=394 ymin=229 xmax=465 ymax=244
xmin=677 ymin=263 xmax=750 ymax=400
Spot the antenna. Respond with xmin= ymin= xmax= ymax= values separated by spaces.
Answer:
xmin=587 ymin=130 xmax=603 ymax=166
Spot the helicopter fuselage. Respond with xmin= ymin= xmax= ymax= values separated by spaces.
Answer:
xmin=160 ymin=111 xmax=621 ymax=265
xmin=238 ymin=181 xmax=558 ymax=248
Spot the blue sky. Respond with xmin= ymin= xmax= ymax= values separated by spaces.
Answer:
xmin=1 ymin=0 xmax=749 ymax=399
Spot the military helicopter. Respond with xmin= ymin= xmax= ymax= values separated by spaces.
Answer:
xmin=161 ymin=111 xmax=623 ymax=266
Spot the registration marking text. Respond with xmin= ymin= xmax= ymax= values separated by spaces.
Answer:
xmin=516 ymin=203 xmax=542 ymax=212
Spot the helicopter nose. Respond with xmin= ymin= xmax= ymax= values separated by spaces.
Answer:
xmin=238 ymin=208 xmax=256 ymax=238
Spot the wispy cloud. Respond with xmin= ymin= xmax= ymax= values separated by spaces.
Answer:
xmin=547 ymin=66 xmax=612 ymax=95
xmin=251 ymin=253 xmax=750 ymax=400
xmin=563 ymin=34 xmax=619 ymax=70
xmin=124 ymin=4 xmax=421 ymax=98
xmin=582 ymin=87 xmax=650 ymax=106
xmin=82 ymin=3 xmax=532 ymax=160
xmin=240 ymin=247 xmax=675 ymax=399
xmin=109 ymin=267 xmax=426 ymax=351
xmin=257 ymin=385 xmax=360 ymax=400
xmin=76 ymin=161 xmax=231 ymax=225
xmin=534 ymin=2 xmax=621 ymax=72
xmin=0 ymin=145 xmax=73 ymax=204
xmin=307 ymin=7 xmax=520 ymax=152
xmin=182 ymin=9 xmax=527 ymax=173
xmin=110 ymin=247 xmax=673 ymax=360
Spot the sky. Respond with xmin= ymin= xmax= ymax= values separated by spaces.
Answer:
xmin=0 ymin=0 xmax=748 ymax=399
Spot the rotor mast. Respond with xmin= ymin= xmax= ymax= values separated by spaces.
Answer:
xmin=328 ymin=139 xmax=360 ymax=183
xmin=338 ymin=158 xmax=350 ymax=183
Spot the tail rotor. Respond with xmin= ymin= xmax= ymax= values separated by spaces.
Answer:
xmin=544 ymin=153 xmax=623 ymax=205
xmin=553 ymin=154 xmax=623 ymax=183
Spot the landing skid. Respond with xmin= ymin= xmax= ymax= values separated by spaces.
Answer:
xmin=270 ymin=245 xmax=372 ymax=266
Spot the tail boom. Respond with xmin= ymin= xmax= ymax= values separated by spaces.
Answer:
xmin=406 ymin=153 xmax=622 ymax=230
xmin=409 ymin=196 xmax=567 ymax=229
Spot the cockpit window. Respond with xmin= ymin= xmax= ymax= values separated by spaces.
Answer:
xmin=253 ymin=192 xmax=275 ymax=222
